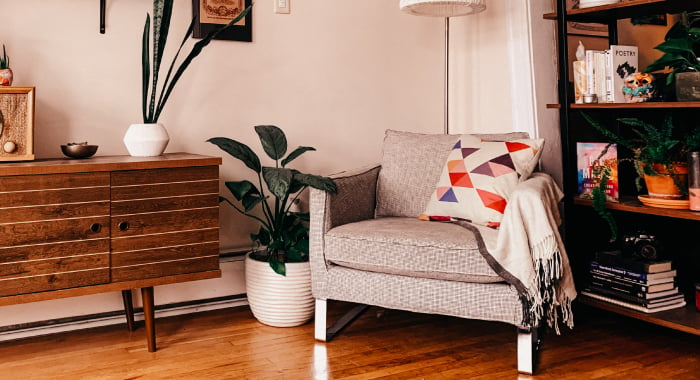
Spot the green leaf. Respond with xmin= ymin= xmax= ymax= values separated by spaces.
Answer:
xmin=152 ymin=5 xmax=252 ymax=122
xmin=149 ymin=0 xmax=174 ymax=122
xmin=251 ymin=227 xmax=271 ymax=246
xmin=141 ymin=14 xmax=151 ymax=122
xmin=208 ymin=137 xmax=261 ymax=173
xmin=269 ymin=257 xmax=286 ymax=276
xmin=255 ymin=125 xmax=287 ymax=160
xmin=225 ymin=179 xmax=256 ymax=199
xmin=154 ymin=18 xmax=196 ymax=123
xmin=262 ymin=167 xmax=293 ymax=200
xmin=293 ymin=173 xmax=338 ymax=193
xmin=282 ymin=146 xmax=315 ymax=167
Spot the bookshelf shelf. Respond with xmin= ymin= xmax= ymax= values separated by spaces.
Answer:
xmin=570 ymin=101 xmax=700 ymax=109
xmin=574 ymin=197 xmax=700 ymax=221
xmin=579 ymin=294 xmax=700 ymax=336
xmin=543 ymin=0 xmax=700 ymax=22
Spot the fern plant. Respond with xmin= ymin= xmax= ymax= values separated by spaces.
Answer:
xmin=141 ymin=0 xmax=251 ymax=123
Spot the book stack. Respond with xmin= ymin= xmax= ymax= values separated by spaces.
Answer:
xmin=582 ymin=250 xmax=686 ymax=313
xmin=578 ymin=45 xmax=639 ymax=103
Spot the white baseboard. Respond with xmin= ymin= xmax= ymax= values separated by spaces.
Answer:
xmin=0 ymin=295 xmax=249 ymax=342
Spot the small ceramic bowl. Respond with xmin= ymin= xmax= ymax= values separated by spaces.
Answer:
xmin=61 ymin=144 xmax=98 ymax=159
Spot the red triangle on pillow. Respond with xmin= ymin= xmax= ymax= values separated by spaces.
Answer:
xmin=477 ymin=189 xmax=507 ymax=214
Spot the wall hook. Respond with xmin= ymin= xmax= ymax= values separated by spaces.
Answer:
xmin=100 ymin=0 xmax=106 ymax=34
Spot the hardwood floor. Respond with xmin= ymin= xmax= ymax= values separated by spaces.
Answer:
xmin=0 ymin=302 xmax=697 ymax=379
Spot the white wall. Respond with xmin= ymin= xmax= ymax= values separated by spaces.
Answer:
xmin=0 ymin=0 xmax=558 ymax=335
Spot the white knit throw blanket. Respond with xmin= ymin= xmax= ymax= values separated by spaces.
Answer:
xmin=453 ymin=173 xmax=576 ymax=333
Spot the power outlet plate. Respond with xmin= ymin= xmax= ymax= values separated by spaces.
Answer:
xmin=274 ymin=0 xmax=290 ymax=14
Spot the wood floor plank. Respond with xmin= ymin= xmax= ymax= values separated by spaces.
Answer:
xmin=0 ymin=302 xmax=697 ymax=379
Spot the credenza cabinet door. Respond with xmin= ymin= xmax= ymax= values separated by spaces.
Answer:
xmin=0 ymin=173 xmax=111 ymax=296
xmin=110 ymin=166 xmax=220 ymax=282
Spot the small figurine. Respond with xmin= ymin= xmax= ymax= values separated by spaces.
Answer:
xmin=622 ymin=72 xmax=655 ymax=103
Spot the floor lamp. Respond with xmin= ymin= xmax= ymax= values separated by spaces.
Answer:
xmin=400 ymin=0 xmax=486 ymax=134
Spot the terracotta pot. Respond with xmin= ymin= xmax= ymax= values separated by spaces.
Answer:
xmin=643 ymin=162 xmax=688 ymax=199
xmin=0 ymin=68 xmax=13 ymax=86
xmin=245 ymin=253 xmax=314 ymax=327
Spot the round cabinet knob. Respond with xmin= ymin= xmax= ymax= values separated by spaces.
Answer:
xmin=3 ymin=141 xmax=16 ymax=153
xmin=118 ymin=221 xmax=130 ymax=231
xmin=90 ymin=223 xmax=102 ymax=233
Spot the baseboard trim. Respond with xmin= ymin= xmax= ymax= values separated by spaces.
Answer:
xmin=0 ymin=294 xmax=248 ymax=342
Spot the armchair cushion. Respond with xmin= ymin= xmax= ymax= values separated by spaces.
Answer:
xmin=324 ymin=217 xmax=503 ymax=283
xmin=376 ymin=129 xmax=530 ymax=218
xmin=421 ymin=135 xmax=544 ymax=227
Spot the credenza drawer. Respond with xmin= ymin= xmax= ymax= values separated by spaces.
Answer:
xmin=0 ymin=172 xmax=111 ymax=295
xmin=109 ymin=166 xmax=220 ymax=282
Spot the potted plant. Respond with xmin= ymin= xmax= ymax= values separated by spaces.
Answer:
xmin=124 ymin=0 xmax=252 ymax=157
xmin=0 ymin=45 xmax=12 ymax=86
xmin=582 ymin=113 xmax=691 ymax=199
xmin=208 ymin=125 xmax=337 ymax=327
xmin=644 ymin=11 xmax=700 ymax=101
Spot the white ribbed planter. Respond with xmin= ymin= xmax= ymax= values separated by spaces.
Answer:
xmin=123 ymin=123 xmax=170 ymax=157
xmin=245 ymin=253 xmax=314 ymax=327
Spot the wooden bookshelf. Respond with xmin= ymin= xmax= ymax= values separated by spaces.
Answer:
xmin=579 ymin=294 xmax=700 ymax=335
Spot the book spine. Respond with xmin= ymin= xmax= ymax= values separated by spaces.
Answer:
xmin=590 ymin=273 xmax=673 ymax=293
xmin=594 ymin=51 xmax=607 ymax=102
xmin=605 ymin=49 xmax=613 ymax=102
xmin=589 ymin=276 xmax=650 ymax=296
xmin=594 ymin=252 xmax=649 ymax=273
xmin=581 ymin=291 xmax=686 ymax=313
xmin=585 ymin=285 xmax=682 ymax=306
xmin=590 ymin=261 xmax=649 ymax=280
xmin=585 ymin=50 xmax=596 ymax=96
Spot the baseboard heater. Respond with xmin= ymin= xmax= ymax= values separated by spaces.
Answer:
xmin=0 ymin=294 xmax=248 ymax=342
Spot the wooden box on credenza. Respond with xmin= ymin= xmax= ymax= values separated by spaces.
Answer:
xmin=0 ymin=86 xmax=35 ymax=161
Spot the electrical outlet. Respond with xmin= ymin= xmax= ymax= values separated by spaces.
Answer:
xmin=274 ymin=0 xmax=290 ymax=14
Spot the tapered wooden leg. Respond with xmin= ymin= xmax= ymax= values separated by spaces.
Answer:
xmin=141 ymin=287 xmax=156 ymax=352
xmin=517 ymin=327 xmax=540 ymax=375
xmin=121 ymin=290 xmax=136 ymax=331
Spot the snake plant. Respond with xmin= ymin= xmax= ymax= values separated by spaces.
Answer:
xmin=0 ymin=45 xmax=9 ymax=70
xmin=142 ymin=0 xmax=251 ymax=123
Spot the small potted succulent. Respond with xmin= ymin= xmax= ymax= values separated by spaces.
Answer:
xmin=0 ymin=45 xmax=12 ymax=86
xmin=209 ymin=125 xmax=337 ymax=327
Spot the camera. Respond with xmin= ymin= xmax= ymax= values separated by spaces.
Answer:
xmin=622 ymin=231 xmax=662 ymax=260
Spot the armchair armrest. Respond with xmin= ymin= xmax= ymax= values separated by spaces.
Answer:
xmin=309 ymin=165 xmax=380 ymax=298
xmin=310 ymin=165 xmax=381 ymax=233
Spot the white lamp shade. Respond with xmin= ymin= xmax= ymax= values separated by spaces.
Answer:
xmin=400 ymin=0 xmax=486 ymax=17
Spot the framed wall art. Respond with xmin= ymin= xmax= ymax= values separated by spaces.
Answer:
xmin=192 ymin=0 xmax=252 ymax=42
xmin=0 ymin=86 xmax=35 ymax=162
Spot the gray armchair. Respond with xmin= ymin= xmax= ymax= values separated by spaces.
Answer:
xmin=309 ymin=130 xmax=575 ymax=374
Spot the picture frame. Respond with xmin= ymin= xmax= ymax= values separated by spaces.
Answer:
xmin=0 ymin=87 xmax=35 ymax=162
xmin=565 ymin=0 xmax=608 ymax=38
xmin=192 ymin=0 xmax=252 ymax=42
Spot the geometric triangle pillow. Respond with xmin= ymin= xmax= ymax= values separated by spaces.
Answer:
xmin=420 ymin=135 xmax=544 ymax=228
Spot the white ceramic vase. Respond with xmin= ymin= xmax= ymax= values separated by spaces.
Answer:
xmin=245 ymin=253 xmax=314 ymax=327
xmin=123 ymin=123 xmax=169 ymax=157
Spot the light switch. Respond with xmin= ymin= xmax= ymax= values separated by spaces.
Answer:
xmin=274 ymin=0 xmax=290 ymax=14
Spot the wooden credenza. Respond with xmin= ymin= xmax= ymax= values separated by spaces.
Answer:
xmin=0 ymin=153 xmax=222 ymax=351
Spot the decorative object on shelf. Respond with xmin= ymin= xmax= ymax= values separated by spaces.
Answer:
xmin=0 ymin=86 xmax=34 ymax=161
xmin=0 ymin=44 xmax=12 ymax=87
xmin=208 ymin=125 xmax=337 ymax=326
xmin=637 ymin=195 xmax=690 ymax=209
xmin=60 ymin=142 xmax=98 ymax=159
xmin=399 ymin=0 xmax=486 ymax=133
xmin=644 ymin=11 xmax=700 ymax=101
xmin=622 ymin=72 xmax=655 ymax=103
xmin=688 ymin=151 xmax=700 ymax=211
xmin=192 ymin=0 xmax=253 ymax=42
xmin=581 ymin=113 xmax=700 ymax=200
xmin=123 ymin=123 xmax=169 ymax=157
xmin=578 ymin=0 xmax=619 ymax=9
xmin=125 ymin=0 xmax=252 ymax=157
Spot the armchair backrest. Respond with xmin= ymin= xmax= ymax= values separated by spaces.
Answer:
xmin=375 ymin=129 xmax=530 ymax=218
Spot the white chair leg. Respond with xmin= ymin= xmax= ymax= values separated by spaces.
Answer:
xmin=315 ymin=299 xmax=328 ymax=342
xmin=517 ymin=328 xmax=539 ymax=375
